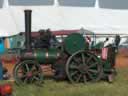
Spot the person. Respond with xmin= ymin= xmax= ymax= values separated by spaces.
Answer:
xmin=32 ymin=29 xmax=51 ymax=48
xmin=114 ymin=35 xmax=121 ymax=47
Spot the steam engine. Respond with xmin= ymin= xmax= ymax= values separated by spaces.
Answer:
xmin=12 ymin=9 xmax=119 ymax=85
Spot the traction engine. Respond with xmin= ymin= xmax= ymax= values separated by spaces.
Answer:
xmin=13 ymin=10 xmax=120 ymax=85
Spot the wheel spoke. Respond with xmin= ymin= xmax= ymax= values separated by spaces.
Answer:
xmin=81 ymin=53 xmax=86 ymax=65
xmin=88 ymin=69 xmax=98 ymax=73
xmin=76 ymin=74 xmax=82 ymax=82
xmin=86 ymin=71 xmax=94 ymax=80
xmin=30 ymin=65 xmax=38 ymax=71
xmin=72 ymin=57 xmax=79 ymax=64
xmin=33 ymin=71 xmax=41 ymax=76
xmin=29 ymin=65 xmax=35 ymax=71
xmin=25 ymin=64 xmax=30 ymax=72
xmin=87 ymin=55 xmax=93 ymax=64
xmin=70 ymin=71 xmax=78 ymax=77
xmin=83 ymin=75 xmax=87 ymax=83
xmin=69 ymin=64 xmax=78 ymax=70
xmin=88 ymin=62 xmax=98 ymax=68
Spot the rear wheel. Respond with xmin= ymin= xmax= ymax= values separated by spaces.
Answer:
xmin=66 ymin=50 xmax=103 ymax=83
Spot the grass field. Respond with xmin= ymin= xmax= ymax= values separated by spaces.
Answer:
xmin=3 ymin=68 xmax=128 ymax=96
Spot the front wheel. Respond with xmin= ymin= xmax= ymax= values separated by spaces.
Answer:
xmin=13 ymin=60 xmax=43 ymax=86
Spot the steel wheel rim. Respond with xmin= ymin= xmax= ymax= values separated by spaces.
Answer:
xmin=13 ymin=60 xmax=43 ymax=85
xmin=66 ymin=50 xmax=103 ymax=84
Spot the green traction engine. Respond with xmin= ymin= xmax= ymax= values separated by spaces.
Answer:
xmin=13 ymin=10 xmax=120 ymax=85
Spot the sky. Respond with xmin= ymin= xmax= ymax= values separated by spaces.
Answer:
xmin=1 ymin=0 xmax=128 ymax=9
xmin=9 ymin=0 xmax=54 ymax=6
xmin=0 ymin=0 xmax=3 ymax=8
xmin=58 ymin=0 xmax=95 ymax=7
xmin=99 ymin=0 xmax=128 ymax=9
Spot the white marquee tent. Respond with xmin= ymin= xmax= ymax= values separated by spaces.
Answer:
xmin=0 ymin=0 xmax=128 ymax=36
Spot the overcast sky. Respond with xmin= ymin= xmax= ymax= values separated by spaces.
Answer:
xmin=99 ymin=0 xmax=128 ymax=9
xmin=0 ymin=0 xmax=128 ymax=9
xmin=0 ymin=0 xmax=3 ymax=8
xmin=9 ymin=0 xmax=54 ymax=6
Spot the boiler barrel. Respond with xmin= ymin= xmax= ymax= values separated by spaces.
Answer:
xmin=21 ymin=48 xmax=60 ymax=64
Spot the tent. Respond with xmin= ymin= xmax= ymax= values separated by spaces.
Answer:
xmin=0 ymin=0 xmax=128 ymax=36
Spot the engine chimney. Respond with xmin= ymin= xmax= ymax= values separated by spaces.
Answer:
xmin=24 ymin=10 xmax=32 ymax=50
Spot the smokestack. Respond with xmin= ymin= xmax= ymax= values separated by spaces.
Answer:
xmin=24 ymin=10 xmax=32 ymax=50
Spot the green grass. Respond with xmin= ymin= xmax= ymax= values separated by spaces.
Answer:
xmin=4 ymin=68 xmax=128 ymax=96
